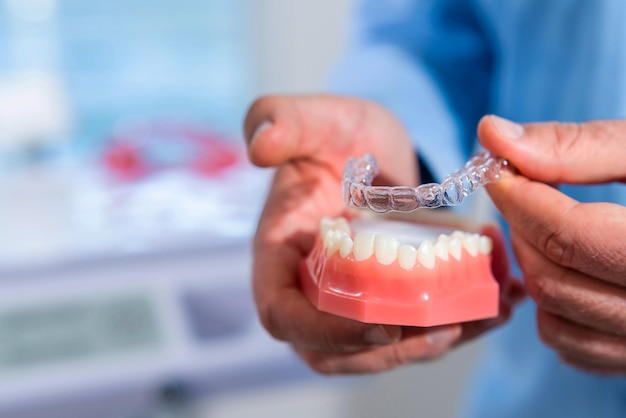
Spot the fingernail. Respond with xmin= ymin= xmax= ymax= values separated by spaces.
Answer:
xmin=425 ymin=327 xmax=459 ymax=348
xmin=491 ymin=115 xmax=524 ymax=140
xmin=365 ymin=325 xmax=400 ymax=345
xmin=250 ymin=120 xmax=273 ymax=145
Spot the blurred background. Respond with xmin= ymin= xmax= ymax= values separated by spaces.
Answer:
xmin=0 ymin=1 xmax=481 ymax=417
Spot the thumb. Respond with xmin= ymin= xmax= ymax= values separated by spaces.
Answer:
xmin=477 ymin=115 xmax=626 ymax=184
xmin=242 ymin=95 xmax=417 ymax=186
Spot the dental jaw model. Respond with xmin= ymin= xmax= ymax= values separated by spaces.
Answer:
xmin=300 ymin=152 xmax=506 ymax=327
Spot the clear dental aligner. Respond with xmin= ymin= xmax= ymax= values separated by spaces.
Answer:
xmin=342 ymin=151 xmax=508 ymax=213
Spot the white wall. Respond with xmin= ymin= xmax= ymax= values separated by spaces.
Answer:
xmin=247 ymin=0 xmax=354 ymax=95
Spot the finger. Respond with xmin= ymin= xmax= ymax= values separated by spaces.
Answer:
xmin=294 ymin=325 xmax=462 ymax=374
xmin=537 ymin=309 xmax=626 ymax=368
xmin=253 ymin=239 xmax=403 ymax=352
xmin=487 ymin=175 xmax=626 ymax=286
xmin=479 ymin=224 xmax=526 ymax=302
xmin=453 ymin=224 xmax=524 ymax=343
xmin=478 ymin=115 xmax=626 ymax=183
xmin=243 ymin=95 xmax=417 ymax=185
xmin=511 ymin=233 xmax=626 ymax=336
xmin=559 ymin=354 xmax=626 ymax=376
xmin=254 ymin=166 xmax=402 ymax=352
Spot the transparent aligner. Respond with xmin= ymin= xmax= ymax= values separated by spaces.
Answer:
xmin=342 ymin=151 xmax=507 ymax=213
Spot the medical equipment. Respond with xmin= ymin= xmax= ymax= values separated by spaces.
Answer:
xmin=301 ymin=152 xmax=506 ymax=326
xmin=343 ymin=152 xmax=507 ymax=212
xmin=300 ymin=216 xmax=498 ymax=327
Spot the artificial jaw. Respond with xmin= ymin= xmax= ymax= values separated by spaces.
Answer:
xmin=300 ymin=217 xmax=499 ymax=327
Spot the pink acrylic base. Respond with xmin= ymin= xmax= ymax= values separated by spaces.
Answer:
xmin=300 ymin=231 xmax=499 ymax=327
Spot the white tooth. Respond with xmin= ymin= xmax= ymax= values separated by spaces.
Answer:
xmin=438 ymin=234 xmax=450 ymax=242
xmin=332 ymin=217 xmax=351 ymax=235
xmin=434 ymin=240 xmax=449 ymax=261
xmin=374 ymin=234 xmax=400 ymax=265
xmin=322 ymin=230 xmax=333 ymax=249
xmin=417 ymin=239 xmax=436 ymax=269
xmin=448 ymin=237 xmax=463 ymax=260
xmin=479 ymin=236 xmax=493 ymax=255
xmin=320 ymin=217 xmax=351 ymax=240
xmin=463 ymin=234 xmax=480 ymax=256
xmin=451 ymin=230 xmax=466 ymax=240
xmin=353 ymin=232 xmax=375 ymax=261
xmin=339 ymin=234 xmax=353 ymax=258
xmin=398 ymin=244 xmax=417 ymax=270
xmin=325 ymin=231 xmax=343 ymax=257
xmin=320 ymin=217 xmax=334 ymax=240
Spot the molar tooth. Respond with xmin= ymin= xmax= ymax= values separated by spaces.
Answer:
xmin=448 ymin=237 xmax=463 ymax=260
xmin=434 ymin=240 xmax=449 ymax=261
xmin=353 ymin=232 xmax=376 ymax=261
xmin=374 ymin=234 xmax=400 ymax=265
xmin=322 ymin=230 xmax=333 ymax=249
xmin=325 ymin=230 xmax=343 ymax=257
xmin=417 ymin=239 xmax=436 ymax=269
xmin=320 ymin=217 xmax=351 ymax=240
xmin=339 ymin=234 xmax=353 ymax=258
xmin=332 ymin=217 xmax=351 ymax=235
xmin=319 ymin=217 xmax=334 ymax=240
xmin=479 ymin=236 xmax=493 ymax=255
xmin=398 ymin=244 xmax=417 ymax=270
xmin=463 ymin=234 xmax=480 ymax=256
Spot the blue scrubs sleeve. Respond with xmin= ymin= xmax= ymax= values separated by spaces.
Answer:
xmin=328 ymin=0 xmax=494 ymax=181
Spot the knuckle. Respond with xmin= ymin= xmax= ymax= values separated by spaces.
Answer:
xmin=524 ymin=272 xmax=558 ymax=310
xmin=550 ymin=122 xmax=582 ymax=159
xmin=294 ymin=349 xmax=338 ymax=375
xmin=319 ymin=327 xmax=346 ymax=354
xmin=540 ymin=227 xmax=575 ymax=267
xmin=536 ymin=311 xmax=560 ymax=348
xmin=257 ymin=301 xmax=286 ymax=342
xmin=382 ymin=345 xmax=410 ymax=370
xmin=306 ymin=358 xmax=337 ymax=375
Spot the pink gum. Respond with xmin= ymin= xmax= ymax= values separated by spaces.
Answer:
xmin=300 ymin=239 xmax=499 ymax=327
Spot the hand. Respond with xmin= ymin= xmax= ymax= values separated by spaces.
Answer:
xmin=243 ymin=96 xmax=523 ymax=374
xmin=479 ymin=115 xmax=626 ymax=374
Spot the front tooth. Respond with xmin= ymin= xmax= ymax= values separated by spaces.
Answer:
xmin=417 ymin=239 xmax=436 ymax=269
xmin=463 ymin=234 xmax=480 ymax=256
xmin=339 ymin=234 xmax=353 ymax=258
xmin=319 ymin=217 xmax=334 ymax=240
xmin=398 ymin=244 xmax=417 ymax=270
xmin=325 ymin=230 xmax=343 ymax=256
xmin=479 ymin=236 xmax=493 ymax=254
xmin=332 ymin=217 xmax=351 ymax=235
xmin=353 ymin=232 xmax=375 ymax=261
xmin=374 ymin=234 xmax=400 ymax=265
xmin=448 ymin=237 xmax=463 ymax=260
xmin=434 ymin=240 xmax=449 ymax=261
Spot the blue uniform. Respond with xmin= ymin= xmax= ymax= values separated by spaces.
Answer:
xmin=330 ymin=1 xmax=626 ymax=416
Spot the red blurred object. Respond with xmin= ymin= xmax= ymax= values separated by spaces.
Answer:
xmin=103 ymin=121 xmax=242 ymax=180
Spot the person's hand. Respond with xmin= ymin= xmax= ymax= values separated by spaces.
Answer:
xmin=243 ymin=95 xmax=524 ymax=374
xmin=478 ymin=115 xmax=626 ymax=374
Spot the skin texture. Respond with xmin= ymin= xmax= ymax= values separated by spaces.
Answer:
xmin=243 ymin=95 xmax=524 ymax=374
xmin=479 ymin=115 xmax=626 ymax=374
